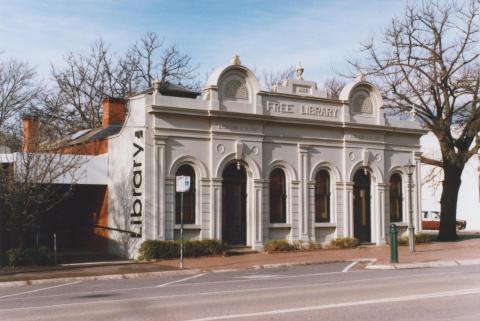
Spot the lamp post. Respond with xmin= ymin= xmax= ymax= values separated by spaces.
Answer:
xmin=405 ymin=159 xmax=416 ymax=252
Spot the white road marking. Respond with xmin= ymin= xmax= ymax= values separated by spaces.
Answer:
xmin=186 ymin=287 xmax=480 ymax=321
xmin=0 ymin=268 xmax=467 ymax=303
xmin=0 ymin=281 xmax=80 ymax=299
xmin=0 ymin=268 xmax=366 ymax=302
xmin=0 ymin=271 xmax=475 ymax=312
xmin=237 ymin=274 xmax=282 ymax=279
xmin=156 ymin=273 xmax=206 ymax=287
xmin=342 ymin=261 xmax=358 ymax=272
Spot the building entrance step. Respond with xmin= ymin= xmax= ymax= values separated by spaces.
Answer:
xmin=224 ymin=246 xmax=258 ymax=256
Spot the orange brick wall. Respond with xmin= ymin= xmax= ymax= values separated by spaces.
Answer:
xmin=60 ymin=139 xmax=108 ymax=156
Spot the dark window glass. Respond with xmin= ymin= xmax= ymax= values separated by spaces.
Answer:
xmin=175 ymin=165 xmax=196 ymax=224
xmin=315 ymin=170 xmax=331 ymax=222
xmin=389 ymin=173 xmax=403 ymax=222
xmin=270 ymin=168 xmax=286 ymax=223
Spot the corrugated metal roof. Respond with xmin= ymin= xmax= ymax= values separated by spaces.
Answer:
xmin=67 ymin=125 xmax=121 ymax=145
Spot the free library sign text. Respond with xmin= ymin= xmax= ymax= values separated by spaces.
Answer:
xmin=265 ymin=101 xmax=339 ymax=118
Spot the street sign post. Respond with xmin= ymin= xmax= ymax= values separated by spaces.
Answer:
xmin=176 ymin=176 xmax=191 ymax=269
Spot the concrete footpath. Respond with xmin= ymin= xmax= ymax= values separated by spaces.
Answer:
xmin=1 ymin=237 xmax=479 ymax=288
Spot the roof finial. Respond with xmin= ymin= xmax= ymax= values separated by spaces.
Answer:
xmin=356 ymin=71 xmax=366 ymax=82
xmin=231 ymin=54 xmax=241 ymax=65
xmin=153 ymin=78 xmax=161 ymax=94
xmin=410 ymin=104 xmax=417 ymax=121
xmin=296 ymin=62 xmax=304 ymax=80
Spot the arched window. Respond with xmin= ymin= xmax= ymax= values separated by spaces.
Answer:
xmin=270 ymin=168 xmax=286 ymax=223
xmin=389 ymin=173 xmax=403 ymax=223
xmin=175 ymin=165 xmax=196 ymax=224
xmin=315 ymin=170 xmax=331 ymax=222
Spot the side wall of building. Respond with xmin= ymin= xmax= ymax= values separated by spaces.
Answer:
xmin=108 ymin=96 xmax=148 ymax=258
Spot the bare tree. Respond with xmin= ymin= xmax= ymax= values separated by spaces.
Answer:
xmin=0 ymin=58 xmax=41 ymax=131
xmin=324 ymin=77 xmax=346 ymax=99
xmin=50 ymin=39 xmax=117 ymax=131
xmin=349 ymin=0 xmax=479 ymax=240
xmin=0 ymin=120 xmax=85 ymax=265
xmin=49 ymin=33 xmax=200 ymax=132
xmin=261 ymin=66 xmax=296 ymax=90
xmin=127 ymin=32 xmax=199 ymax=89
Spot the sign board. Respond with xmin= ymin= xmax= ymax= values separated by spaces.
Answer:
xmin=176 ymin=176 xmax=191 ymax=192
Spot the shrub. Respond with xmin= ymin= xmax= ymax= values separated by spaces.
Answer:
xmin=415 ymin=232 xmax=432 ymax=244
xmin=6 ymin=247 xmax=54 ymax=267
xmin=308 ymin=240 xmax=320 ymax=250
xmin=6 ymin=249 xmax=26 ymax=267
xmin=264 ymin=239 xmax=296 ymax=252
xmin=399 ymin=232 xmax=432 ymax=245
xmin=330 ymin=237 xmax=359 ymax=248
xmin=139 ymin=239 xmax=225 ymax=260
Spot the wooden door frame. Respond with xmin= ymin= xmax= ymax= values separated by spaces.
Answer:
xmin=353 ymin=170 xmax=372 ymax=243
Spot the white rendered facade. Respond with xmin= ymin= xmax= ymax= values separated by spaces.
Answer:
xmin=106 ymin=58 xmax=426 ymax=258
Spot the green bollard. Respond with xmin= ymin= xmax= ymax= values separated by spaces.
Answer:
xmin=390 ymin=224 xmax=398 ymax=263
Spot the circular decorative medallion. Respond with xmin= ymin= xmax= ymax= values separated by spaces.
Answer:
xmin=252 ymin=146 xmax=259 ymax=155
xmin=348 ymin=152 xmax=356 ymax=161
xmin=375 ymin=153 xmax=382 ymax=162
xmin=216 ymin=144 xmax=225 ymax=154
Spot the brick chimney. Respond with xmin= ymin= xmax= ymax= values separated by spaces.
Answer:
xmin=102 ymin=97 xmax=126 ymax=128
xmin=22 ymin=115 xmax=40 ymax=152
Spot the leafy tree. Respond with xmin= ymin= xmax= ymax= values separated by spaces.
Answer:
xmin=349 ymin=0 xmax=479 ymax=240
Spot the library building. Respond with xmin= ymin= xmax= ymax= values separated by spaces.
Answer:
xmin=11 ymin=56 xmax=426 ymax=258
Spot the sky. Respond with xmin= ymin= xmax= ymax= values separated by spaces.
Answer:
xmin=2 ymin=0 xmax=478 ymax=230
xmin=0 ymin=0 xmax=408 ymax=84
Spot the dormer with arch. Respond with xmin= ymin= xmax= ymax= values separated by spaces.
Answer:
xmin=203 ymin=55 xmax=261 ymax=114
xmin=339 ymin=74 xmax=384 ymax=125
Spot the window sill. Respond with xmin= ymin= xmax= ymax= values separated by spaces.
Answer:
xmin=269 ymin=223 xmax=291 ymax=228
xmin=174 ymin=224 xmax=201 ymax=230
xmin=391 ymin=222 xmax=408 ymax=227
xmin=314 ymin=223 xmax=336 ymax=228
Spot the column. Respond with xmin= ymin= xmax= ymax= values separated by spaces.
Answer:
xmin=290 ymin=180 xmax=300 ymax=242
xmin=164 ymin=177 xmax=175 ymax=240
xmin=154 ymin=135 xmax=167 ymax=240
xmin=210 ymin=178 xmax=222 ymax=240
xmin=298 ymin=144 xmax=310 ymax=243
xmin=344 ymin=182 xmax=354 ymax=238
xmin=377 ymin=183 xmax=389 ymax=245
xmin=200 ymin=178 xmax=211 ymax=239
xmin=308 ymin=181 xmax=316 ymax=240
xmin=252 ymin=179 xmax=266 ymax=250
xmin=335 ymin=182 xmax=345 ymax=238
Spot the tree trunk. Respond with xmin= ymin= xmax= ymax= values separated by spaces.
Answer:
xmin=438 ymin=165 xmax=463 ymax=241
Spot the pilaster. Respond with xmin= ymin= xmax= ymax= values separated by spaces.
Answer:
xmin=377 ymin=183 xmax=389 ymax=244
xmin=252 ymin=179 xmax=267 ymax=250
xmin=297 ymin=144 xmax=311 ymax=243
xmin=153 ymin=134 xmax=168 ymax=240
xmin=343 ymin=182 xmax=354 ymax=238
xmin=210 ymin=178 xmax=223 ymax=240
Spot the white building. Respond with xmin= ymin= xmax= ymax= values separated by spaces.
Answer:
xmin=0 ymin=56 xmax=427 ymax=258
xmin=105 ymin=56 xmax=426 ymax=257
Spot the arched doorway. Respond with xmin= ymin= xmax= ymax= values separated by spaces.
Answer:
xmin=222 ymin=162 xmax=247 ymax=245
xmin=353 ymin=170 xmax=371 ymax=242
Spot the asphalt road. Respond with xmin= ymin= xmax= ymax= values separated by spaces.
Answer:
xmin=0 ymin=262 xmax=479 ymax=321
